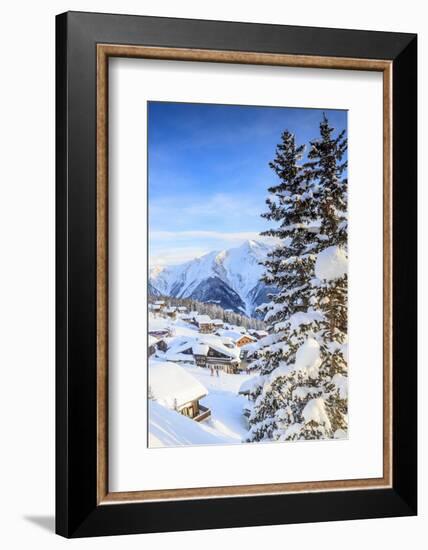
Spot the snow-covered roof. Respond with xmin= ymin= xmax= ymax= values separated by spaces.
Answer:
xmin=221 ymin=337 xmax=234 ymax=346
xmin=198 ymin=334 xmax=241 ymax=360
xmin=152 ymin=327 xmax=242 ymax=363
xmin=149 ymin=362 xmax=208 ymax=409
xmin=164 ymin=306 xmax=176 ymax=313
xmin=192 ymin=343 xmax=209 ymax=356
xmin=148 ymin=335 xmax=158 ymax=347
xmin=177 ymin=306 xmax=187 ymax=311
xmin=149 ymin=315 xmax=170 ymax=331
xmin=240 ymin=341 xmax=260 ymax=354
xmin=154 ymin=300 xmax=165 ymax=305
xmin=164 ymin=336 xmax=193 ymax=361
xmin=204 ymin=340 xmax=240 ymax=361
xmin=216 ymin=329 xmax=254 ymax=343
xmin=253 ymin=330 xmax=269 ymax=337
xmin=163 ymin=336 xmax=193 ymax=355
xmin=212 ymin=319 xmax=224 ymax=325
xmin=196 ymin=315 xmax=212 ymax=324
xmin=236 ymin=334 xmax=256 ymax=343
xmin=217 ymin=329 xmax=243 ymax=341
xmin=149 ymin=329 xmax=170 ymax=338
xmin=238 ymin=376 xmax=261 ymax=395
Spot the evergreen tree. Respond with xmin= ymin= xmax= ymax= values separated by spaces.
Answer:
xmin=247 ymin=118 xmax=349 ymax=443
xmin=247 ymin=130 xmax=324 ymax=442
xmin=307 ymin=114 xmax=348 ymax=437
xmin=259 ymin=131 xmax=318 ymax=322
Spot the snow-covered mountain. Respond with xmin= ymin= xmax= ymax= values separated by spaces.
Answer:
xmin=149 ymin=240 xmax=277 ymax=317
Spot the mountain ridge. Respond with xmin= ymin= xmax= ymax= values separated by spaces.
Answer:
xmin=149 ymin=239 xmax=277 ymax=317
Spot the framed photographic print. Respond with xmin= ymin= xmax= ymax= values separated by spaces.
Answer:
xmin=56 ymin=11 xmax=417 ymax=537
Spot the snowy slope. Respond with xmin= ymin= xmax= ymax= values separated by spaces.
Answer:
xmin=149 ymin=401 xmax=234 ymax=447
xmin=185 ymin=365 xmax=253 ymax=441
xmin=149 ymin=239 xmax=276 ymax=316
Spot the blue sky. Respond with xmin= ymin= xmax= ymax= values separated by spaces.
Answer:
xmin=148 ymin=102 xmax=347 ymax=266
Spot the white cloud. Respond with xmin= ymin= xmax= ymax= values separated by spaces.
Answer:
xmin=150 ymin=230 xmax=263 ymax=242
xmin=150 ymin=247 xmax=210 ymax=266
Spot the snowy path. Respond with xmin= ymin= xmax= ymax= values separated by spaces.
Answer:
xmin=180 ymin=365 xmax=254 ymax=442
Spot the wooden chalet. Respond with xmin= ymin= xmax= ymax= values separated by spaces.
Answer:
xmin=164 ymin=306 xmax=177 ymax=319
xmin=192 ymin=341 xmax=241 ymax=374
xmin=196 ymin=315 xmax=215 ymax=334
xmin=149 ymin=304 xmax=161 ymax=315
xmin=235 ymin=334 xmax=257 ymax=348
xmin=217 ymin=329 xmax=256 ymax=349
xmin=149 ymin=362 xmax=211 ymax=422
xmin=180 ymin=313 xmax=193 ymax=322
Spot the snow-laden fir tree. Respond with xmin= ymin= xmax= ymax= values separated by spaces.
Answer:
xmin=246 ymin=130 xmax=326 ymax=442
xmin=307 ymin=114 xmax=348 ymax=437
xmin=246 ymin=117 xmax=348 ymax=442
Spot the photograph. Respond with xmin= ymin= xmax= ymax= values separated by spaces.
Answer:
xmin=147 ymin=101 xmax=348 ymax=448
